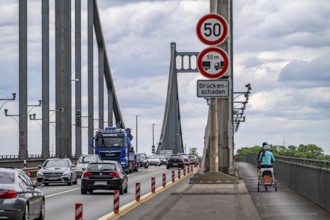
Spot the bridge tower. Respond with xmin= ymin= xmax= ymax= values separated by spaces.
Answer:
xmin=156 ymin=43 xmax=199 ymax=154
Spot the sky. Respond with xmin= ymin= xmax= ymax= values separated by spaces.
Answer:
xmin=0 ymin=0 xmax=329 ymax=157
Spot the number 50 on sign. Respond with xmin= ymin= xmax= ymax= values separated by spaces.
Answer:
xmin=196 ymin=14 xmax=228 ymax=46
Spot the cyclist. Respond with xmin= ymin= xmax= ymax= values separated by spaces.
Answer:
xmin=258 ymin=145 xmax=275 ymax=168
xmin=257 ymin=142 xmax=267 ymax=179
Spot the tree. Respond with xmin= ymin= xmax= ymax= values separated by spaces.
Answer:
xmin=236 ymin=144 xmax=329 ymax=160
xmin=189 ymin=147 xmax=199 ymax=157
xmin=236 ymin=145 xmax=260 ymax=159
xmin=296 ymin=144 xmax=324 ymax=159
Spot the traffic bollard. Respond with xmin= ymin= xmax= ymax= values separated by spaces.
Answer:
xmin=136 ymin=182 xmax=140 ymax=202
xmin=172 ymin=170 xmax=175 ymax=183
xmin=151 ymin=177 xmax=156 ymax=193
xmin=113 ymin=190 xmax=120 ymax=214
xmin=162 ymin=173 xmax=166 ymax=187
xmin=75 ymin=203 xmax=83 ymax=220
xmin=178 ymin=169 xmax=181 ymax=179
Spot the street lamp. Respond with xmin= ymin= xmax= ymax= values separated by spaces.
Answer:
xmin=4 ymin=109 xmax=19 ymax=125
xmin=0 ymin=93 xmax=16 ymax=112
xmin=28 ymin=100 xmax=42 ymax=113
xmin=29 ymin=113 xmax=42 ymax=127
xmin=136 ymin=115 xmax=140 ymax=153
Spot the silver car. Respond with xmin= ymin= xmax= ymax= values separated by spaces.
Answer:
xmin=0 ymin=167 xmax=45 ymax=220
xmin=37 ymin=158 xmax=77 ymax=186
xmin=76 ymin=154 xmax=101 ymax=178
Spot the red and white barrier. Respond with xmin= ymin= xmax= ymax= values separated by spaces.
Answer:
xmin=183 ymin=167 xmax=186 ymax=176
xmin=136 ymin=182 xmax=141 ymax=202
xmin=151 ymin=177 xmax=156 ymax=193
xmin=75 ymin=203 xmax=83 ymax=220
xmin=113 ymin=190 xmax=120 ymax=214
xmin=162 ymin=173 xmax=166 ymax=187
xmin=178 ymin=169 xmax=181 ymax=179
xmin=172 ymin=170 xmax=175 ymax=183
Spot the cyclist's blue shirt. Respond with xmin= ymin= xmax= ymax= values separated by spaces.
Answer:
xmin=258 ymin=150 xmax=275 ymax=166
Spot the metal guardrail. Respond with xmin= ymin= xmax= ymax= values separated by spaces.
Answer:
xmin=0 ymin=154 xmax=76 ymax=160
xmin=275 ymin=155 xmax=330 ymax=169
xmin=240 ymin=154 xmax=330 ymax=169
xmin=241 ymin=154 xmax=330 ymax=212
xmin=0 ymin=155 xmax=19 ymax=160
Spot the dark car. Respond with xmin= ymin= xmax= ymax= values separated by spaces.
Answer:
xmin=37 ymin=158 xmax=78 ymax=186
xmin=136 ymin=153 xmax=149 ymax=168
xmin=0 ymin=167 xmax=45 ymax=220
xmin=177 ymin=153 xmax=190 ymax=166
xmin=81 ymin=160 xmax=128 ymax=195
xmin=75 ymin=154 xmax=101 ymax=178
xmin=166 ymin=154 xmax=185 ymax=169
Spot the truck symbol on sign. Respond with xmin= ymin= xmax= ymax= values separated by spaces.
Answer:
xmin=202 ymin=61 xmax=224 ymax=71
xmin=214 ymin=61 xmax=224 ymax=70
xmin=202 ymin=61 xmax=211 ymax=70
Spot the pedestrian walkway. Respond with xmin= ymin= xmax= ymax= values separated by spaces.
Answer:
xmin=120 ymin=169 xmax=260 ymax=220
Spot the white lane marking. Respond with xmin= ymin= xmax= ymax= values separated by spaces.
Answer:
xmin=45 ymin=187 xmax=80 ymax=198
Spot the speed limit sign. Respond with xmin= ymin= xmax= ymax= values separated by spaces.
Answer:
xmin=196 ymin=14 xmax=228 ymax=46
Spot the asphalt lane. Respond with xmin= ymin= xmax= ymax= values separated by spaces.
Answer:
xmin=40 ymin=165 xmax=176 ymax=219
xmin=238 ymin=162 xmax=330 ymax=220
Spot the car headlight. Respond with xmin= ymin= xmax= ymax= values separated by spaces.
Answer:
xmin=37 ymin=171 xmax=44 ymax=177
xmin=63 ymin=171 xmax=70 ymax=176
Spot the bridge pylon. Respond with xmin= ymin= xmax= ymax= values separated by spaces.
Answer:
xmin=156 ymin=43 xmax=199 ymax=154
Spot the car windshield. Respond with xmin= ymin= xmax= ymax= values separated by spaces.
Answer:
xmin=0 ymin=171 xmax=15 ymax=184
xmin=95 ymin=137 xmax=124 ymax=148
xmin=79 ymin=155 xmax=98 ymax=163
xmin=87 ymin=163 xmax=116 ymax=172
xmin=43 ymin=160 xmax=70 ymax=168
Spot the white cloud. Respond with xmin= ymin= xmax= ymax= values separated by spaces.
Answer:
xmin=0 ymin=0 xmax=330 ymax=157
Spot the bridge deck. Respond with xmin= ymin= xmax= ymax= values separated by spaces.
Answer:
xmin=121 ymin=162 xmax=330 ymax=220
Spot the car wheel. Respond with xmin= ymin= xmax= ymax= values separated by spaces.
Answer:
xmin=88 ymin=189 xmax=93 ymax=194
xmin=44 ymin=183 xmax=49 ymax=186
xmin=167 ymin=166 xmax=170 ymax=169
xmin=73 ymin=178 xmax=78 ymax=185
xmin=145 ymin=165 xmax=149 ymax=169
xmin=36 ymin=199 xmax=45 ymax=220
xmin=67 ymin=179 xmax=73 ymax=186
xmin=124 ymin=184 xmax=128 ymax=193
xmin=81 ymin=188 xmax=87 ymax=194
xmin=23 ymin=203 xmax=29 ymax=220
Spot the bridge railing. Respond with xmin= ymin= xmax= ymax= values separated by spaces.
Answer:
xmin=241 ymin=154 xmax=330 ymax=169
xmin=276 ymin=155 xmax=330 ymax=169
xmin=0 ymin=154 xmax=74 ymax=160
xmin=241 ymin=154 xmax=330 ymax=212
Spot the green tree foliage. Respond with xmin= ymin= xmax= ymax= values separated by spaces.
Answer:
xmin=236 ymin=145 xmax=261 ymax=159
xmin=189 ymin=147 xmax=199 ymax=157
xmin=236 ymin=144 xmax=329 ymax=160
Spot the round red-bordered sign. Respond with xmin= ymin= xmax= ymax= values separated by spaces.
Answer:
xmin=196 ymin=14 xmax=228 ymax=46
xmin=197 ymin=47 xmax=229 ymax=79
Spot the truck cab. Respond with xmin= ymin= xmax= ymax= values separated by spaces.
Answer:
xmin=91 ymin=127 xmax=138 ymax=173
